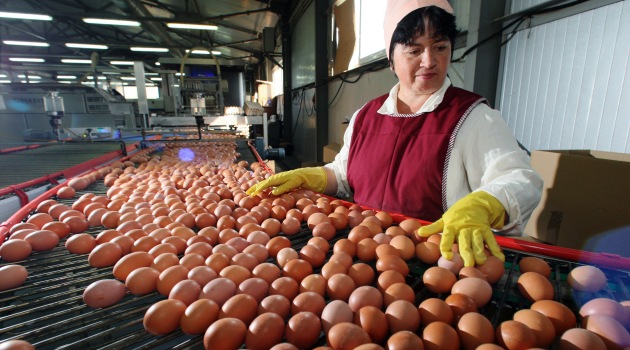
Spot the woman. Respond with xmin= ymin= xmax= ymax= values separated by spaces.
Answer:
xmin=248 ymin=0 xmax=543 ymax=267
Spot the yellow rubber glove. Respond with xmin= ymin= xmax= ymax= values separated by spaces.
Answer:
xmin=417 ymin=191 xmax=506 ymax=267
xmin=246 ymin=167 xmax=327 ymax=197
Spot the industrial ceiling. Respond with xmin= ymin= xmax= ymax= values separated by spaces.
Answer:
xmin=0 ymin=0 xmax=294 ymax=82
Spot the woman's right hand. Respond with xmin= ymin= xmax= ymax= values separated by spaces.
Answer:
xmin=246 ymin=167 xmax=328 ymax=197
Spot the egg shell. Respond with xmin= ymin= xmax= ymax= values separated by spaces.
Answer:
xmin=327 ymin=273 xmax=356 ymax=302
xmin=422 ymin=321 xmax=460 ymax=350
xmin=530 ymin=299 xmax=577 ymax=335
xmin=26 ymin=212 xmax=53 ymax=229
xmin=266 ymin=236 xmax=292 ymax=258
xmin=419 ymin=298 xmax=454 ymax=326
xmin=169 ymin=279 xmax=201 ymax=306
xmin=327 ymin=322 xmax=371 ymax=350
xmin=143 ymin=299 xmax=187 ymax=335
xmin=113 ymin=251 xmax=154 ymax=281
xmin=383 ymin=282 xmax=415 ymax=306
xmin=445 ymin=293 xmax=477 ymax=320
xmin=65 ymin=233 xmax=96 ymax=254
xmin=243 ymin=244 xmax=269 ymax=263
xmin=517 ymin=272 xmax=554 ymax=302
xmin=200 ymin=277 xmax=237 ymax=307
xmin=415 ymin=242 xmax=441 ymax=265
xmin=580 ymin=298 xmax=629 ymax=328
xmin=292 ymin=291 xmax=326 ymax=316
xmin=354 ymin=306 xmax=388 ymax=344
xmin=0 ymin=340 xmax=35 ymax=350
xmin=300 ymin=245 xmax=326 ymax=268
xmin=125 ymin=267 xmax=160 ymax=295
xmin=205 ymin=252 xmax=230 ymax=274
xmin=518 ymin=257 xmax=551 ymax=278
xmin=333 ymin=239 xmax=357 ymax=258
xmin=220 ymin=293 xmax=259 ymax=325
xmin=157 ymin=264 xmax=190 ymax=296
xmin=83 ymin=279 xmax=127 ymax=308
xmin=437 ymin=253 xmax=464 ymax=275
xmin=245 ymin=312 xmax=286 ymax=350
xmin=300 ymin=274 xmax=327 ymax=296
xmin=476 ymin=255 xmax=505 ymax=284
xmin=456 ymin=312 xmax=494 ymax=350
xmin=231 ymin=252 xmax=259 ymax=271
xmin=451 ymin=277 xmax=492 ymax=308
xmin=24 ymin=230 xmax=59 ymax=251
xmin=0 ymin=239 xmax=33 ymax=262
xmin=585 ymin=314 xmax=630 ymax=350
xmin=513 ymin=309 xmax=556 ymax=348
xmin=88 ymin=242 xmax=123 ymax=268
xmin=560 ymin=328 xmax=607 ymax=350
xmin=385 ymin=300 xmax=420 ymax=333
xmin=387 ymin=330 xmax=423 ymax=350
xmin=321 ymin=300 xmax=354 ymax=333
xmin=496 ymin=320 xmax=537 ymax=350
xmin=238 ymin=277 xmax=269 ymax=303
xmin=389 ymin=236 xmax=415 ymax=260
xmin=111 ymin=235 xmax=135 ymax=256
xmin=188 ymin=265 xmax=217 ymax=287
xmin=269 ymin=276 xmax=299 ymax=301
xmin=285 ymin=311 xmax=322 ymax=349
xmin=259 ymin=294 xmax=291 ymax=320
xmin=347 ymin=263 xmax=375 ymax=287
xmin=220 ymin=265 xmax=251 ymax=286
xmin=376 ymin=255 xmax=409 ymax=276
xmin=423 ymin=266 xmax=457 ymax=294
xmin=0 ymin=264 xmax=28 ymax=291
xmin=95 ymin=229 xmax=123 ymax=244
xmin=42 ymin=221 xmax=72 ymax=239
xmin=283 ymin=259 xmax=313 ymax=283
xmin=252 ymin=262 xmax=282 ymax=285
xmin=567 ymin=265 xmax=608 ymax=293
xmin=180 ymin=299 xmax=219 ymax=335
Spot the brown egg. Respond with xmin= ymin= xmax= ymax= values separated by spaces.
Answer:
xmin=347 ymin=263 xmax=375 ymax=287
xmin=238 ymin=277 xmax=269 ymax=303
xmin=333 ymin=239 xmax=357 ymax=258
xmin=203 ymin=318 xmax=247 ymax=350
xmin=143 ymin=299 xmax=186 ymax=335
xmin=269 ymin=276 xmax=299 ymax=301
xmin=476 ymin=255 xmax=505 ymax=284
xmin=126 ymin=267 xmax=160 ymax=295
xmin=385 ymin=300 xmax=420 ymax=333
xmin=530 ymin=300 xmax=577 ymax=335
xmin=0 ymin=239 xmax=33 ymax=262
xmin=495 ymin=320 xmax=537 ymax=350
xmin=0 ymin=340 xmax=35 ymax=350
xmin=292 ymin=291 xmax=326 ymax=316
xmin=283 ymin=259 xmax=313 ymax=283
xmin=83 ymin=279 xmax=126 ymax=308
xmin=580 ymin=298 xmax=629 ymax=325
xmin=387 ymin=330 xmax=423 ymax=350
xmin=88 ymin=242 xmax=123 ymax=268
xmin=266 ymin=236 xmax=292 ymax=258
xmin=169 ymin=279 xmax=201 ymax=306
xmin=157 ymin=264 xmax=190 ymax=296
xmin=113 ymin=251 xmax=154 ymax=281
xmin=24 ymin=230 xmax=59 ymax=251
xmin=458 ymin=266 xmax=488 ymax=281
xmin=560 ymin=328 xmax=607 ymax=350
xmin=200 ymin=277 xmax=237 ymax=307
xmin=308 ymin=236 xmax=330 ymax=254
xmin=422 ymin=321 xmax=460 ymax=350
xmin=212 ymin=243 xmax=238 ymax=259
xmin=220 ymin=265 xmax=251 ymax=286
xmin=299 ymin=244 xmax=326 ymax=268
xmin=300 ymin=274 xmax=327 ymax=296
xmin=348 ymin=226 xmax=372 ymax=244
xmin=348 ymin=286 xmax=383 ymax=312
xmin=585 ymin=314 xmax=630 ymax=350
xmin=252 ymin=262 xmax=281 ymax=285
xmin=188 ymin=265 xmax=217 ymax=287
xmin=423 ymin=266 xmax=457 ymax=294
xmin=567 ymin=265 xmax=608 ymax=293
xmin=451 ymin=277 xmax=492 ymax=307
xmin=281 ymin=217 xmax=301 ymax=236
xmin=415 ymin=241 xmax=441 ymax=264
xmin=518 ymin=257 xmax=551 ymax=278
xmin=181 ymin=299 xmax=219 ymax=335
xmin=398 ymin=219 xmax=422 ymax=235
xmin=327 ymin=273 xmax=356 ymax=302
xmin=111 ymin=235 xmax=135 ymax=256
xmin=356 ymin=238 xmax=379 ymax=262
xmin=373 ymin=233 xmax=392 ymax=245
xmin=259 ymin=294 xmax=291 ymax=320
xmin=445 ymin=293 xmax=477 ymax=320
xmin=513 ymin=309 xmax=555 ymax=348
xmin=285 ymin=311 xmax=322 ymax=349
xmin=205 ymin=252 xmax=230 ymax=274
xmin=246 ymin=312 xmax=286 ymax=350
xmin=96 ymin=229 xmax=122 ymax=244
xmin=377 ymin=270 xmax=406 ymax=293
xmin=383 ymin=282 xmax=415 ymax=306
xmin=329 ymin=251 xmax=354 ymax=270
xmin=354 ymin=306 xmax=388 ymax=344
xmin=389 ymin=236 xmax=415 ymax=260
xmin=243 ymin=243 xmax=269 ymax=263
xmin=419 ymin=298 xmax=454 ymax=326
xmin=321 ymin=300 xmax=354 ymax=333
xmin=42 ymin=221 xmax=71 ymax=239
xmin=456 ymin=312 xmax=494 ymax=350
xmin=517 ymin=272 xmax=554 ymax=302
xmin=437 ymin=253 xmax=464 ymax=275
xmin=0 ymin=264 xmax=28 ymax=291
xmin=220 ymin=293 xmax=259 ymax=325
xmin=376 ymin=255 xmax=409 ymax=276
xmin=327 ymin=322 xmax=371 ymax=350
xmin=26 ymin=212 xmax=53 ymax=229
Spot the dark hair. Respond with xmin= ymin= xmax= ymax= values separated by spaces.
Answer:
xmin=388 ymin=6 xmax=459 ymax=64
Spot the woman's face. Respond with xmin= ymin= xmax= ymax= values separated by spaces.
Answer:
xmin=392 ymin=29 xmax=451 ymax=98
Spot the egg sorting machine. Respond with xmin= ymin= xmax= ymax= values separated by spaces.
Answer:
xmin=1 ymin=139 xmax=630 ymax=349
xmin=0 ymin=84 xmax=136 ymax=144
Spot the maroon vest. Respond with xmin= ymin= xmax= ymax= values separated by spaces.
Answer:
xmin=347 ymin=86 xmax=486 ymax=221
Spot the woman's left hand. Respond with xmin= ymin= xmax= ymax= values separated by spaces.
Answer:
xmin=417 ymin=191 xmax=506 ymax=267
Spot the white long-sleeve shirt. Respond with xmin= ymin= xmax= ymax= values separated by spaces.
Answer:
xmin=325 ymin=78 xmax=543 ymax=234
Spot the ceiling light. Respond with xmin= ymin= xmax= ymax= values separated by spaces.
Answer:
xmin=57 ymin=75 xmax=76 ymax=79
xmin=83 ymin=18 xmax=141 ymax=26
xmin=3 ymin=40 xmax=49 ymax=47
xmin=103 ymin=71 xmax=120 ymax=75
xmin=9 ymin=58 xmax=44 ymax=62
xmin=110 ymin=61 xmax=135 ymax=65
xmin=150 ymin=77 xmax=162 ymax=81
xmin=175 ymin=73 xmax=185 ymax=76
xmin=120 ymin=77 xmax=136 ymax=81
xmin=18 ymin=75 xmax=41 ymax=79
xmin=66 ymin=43 xmax=108 ymax=50
xmin=0 ymin=74 xmax=6 ymax=78
xmin=155 ymin=62 xmax=161 ymax=66
xmin=61 ymin=59 xmax=92 ymax=64
xmin=0 ymin=11 xmax=52 ymax=21
xmin=0 ymin=80 xmax=11 ymax=83
xmin=166 ymin=23 xmax=217 ymax=30
xmin=211 ymin=51 xmax=221 ymax=55
xmin=130 ymin=47 xmax=169 ymax=52
xmin=87 ymin=76 xmax=107 ymax=80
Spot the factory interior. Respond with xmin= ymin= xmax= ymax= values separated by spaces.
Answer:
xmin=1 ymin=0 xmax=630 ymax=349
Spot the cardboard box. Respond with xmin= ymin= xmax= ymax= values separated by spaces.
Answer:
xmin=524 ymin=150 xmax=630 ymax=254
xmin=323 ymin=142 xmax=342 ymax=163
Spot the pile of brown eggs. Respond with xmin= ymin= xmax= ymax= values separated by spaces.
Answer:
xmin=2 ymin=141 xmax=630 ymax=350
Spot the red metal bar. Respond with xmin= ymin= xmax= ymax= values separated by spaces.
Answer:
xmin=247 ymin=140 xmax=273 ymax=174
xmin=0 ymin=144 xmax=44 ymax=154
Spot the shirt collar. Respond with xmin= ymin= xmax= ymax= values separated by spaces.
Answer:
xmin=378 ymin=77 xmax=451 ymax=115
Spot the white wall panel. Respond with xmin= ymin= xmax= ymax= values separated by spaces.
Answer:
xmin=510 ymin=0 xmax=549 ymax=13
xmin=499 ymin=0 xmax=630 ymax=153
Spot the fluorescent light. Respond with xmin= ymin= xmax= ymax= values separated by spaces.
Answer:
xmin=150 ymin=77 xmax=162 ymax=81
xmin=145 ymin=73 xmax=158 ymax=76
xmin=18 ymin=75 xmax=41 ymax=79
xmin=130 ymin=47 xmax=168 ymax=52
xmin=175 ymin=73 xmax=185 ymax=76
xmin=110 ymin=61 xmax=134 ymax=65
xmin=3 ymin=40 xmax=49 ymax=47
xmin=0 ymin=11 xmax=52 ymax=21
xmin=83 ymin=18 xmax=140 ymax=26
xmin=0 ymin=74 xmax=6 ymax=78
xmin=9 ymin=58 xmax=44 ymax=62
xmin=155 ymin=62 xmax=161 ymax=66
xmin=167 ymin=23 xmax=217 ymax=30
xmin=186 ymin=49 xmax=221 ymax=56
xmin=87 ymin=76 xmax=107 ymax=80
xmin=59 ymin=81 xmax=72 ymax=84
xmin=0 ymin=80 xmax=11 ymax=83
xmin=66 ymin=43 xmax=108 ymax=50
xmin=212 ymin=51 xmax=221 ymax=55
xmin=120 ymin=77 xmax=136 ymax=81
xmin=61 ymin=59 xmax=92 ymax=64
xmin=57 ymin=75 xmax=76 ymax=79
xmin=103 ymin=71 xmax=120 ymax=75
